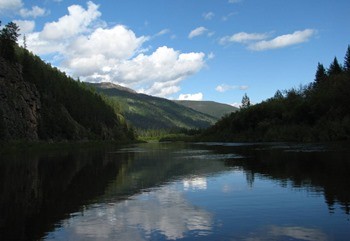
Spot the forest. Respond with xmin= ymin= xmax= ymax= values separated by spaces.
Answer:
xmin=0 ymin=21 xmax=135 ymax=142
xmin=201 ymin=45 xmax=350 ymax=142
xmin=2 ymin=20 xmax=350 ymax=143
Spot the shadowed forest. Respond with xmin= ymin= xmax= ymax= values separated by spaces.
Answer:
xmin=1 ymin=21 xmax=350 ymax=143
xmin=0 ymin=21 xmax=134 ymax=141
xmin=201 ymin=46 xmax=350 ymax=142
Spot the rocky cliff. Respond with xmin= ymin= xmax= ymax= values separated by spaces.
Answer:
xmin=0 ymin=57 xmax=41 ymax=140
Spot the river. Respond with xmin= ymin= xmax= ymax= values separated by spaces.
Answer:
xmin=0 ymin=142 xmax=349 ymax=240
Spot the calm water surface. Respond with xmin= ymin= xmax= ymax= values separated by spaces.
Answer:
xmin=0 ymin=142 xmax=349 ymax=240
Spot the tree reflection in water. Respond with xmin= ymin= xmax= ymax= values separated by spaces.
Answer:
xmin=0 ymin=142 xmax=349 ymax=241
xmin=219 ymin=142 xmax=350 ymax=215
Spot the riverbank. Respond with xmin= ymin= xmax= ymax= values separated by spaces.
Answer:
xmin=0 ymin=139 xmax=140 ymax=155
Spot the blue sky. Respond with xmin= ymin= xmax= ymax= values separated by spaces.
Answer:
xmin=1 ymin=0 xmax=349 ymax=106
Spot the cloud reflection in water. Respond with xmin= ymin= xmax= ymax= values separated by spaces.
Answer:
xmin=183 ymin=177 xmax=207 ymax=191
xmin=245 ymin=225 xmax=328 ymax=241
xmin=46 ymin=184 xmax=212 ymax=240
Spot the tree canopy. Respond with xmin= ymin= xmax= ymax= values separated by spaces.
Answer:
xmin=328 ymin=57 xmax=343 ymax=76
xmin=0 ymin=21 xmax=20 ymax=62
xmin=0 ymin=20 xmax=135 ymax=141
xmin=314 ymin=62 xmax=327 ymax=85
xmin=344 ymin=45 xmax=350 ymax=73
xmin=201 ymin=45 xmax=350 ymax=142
xmin=0 ymin=22 xmax=20 ymax=42
xmin=241 ymin=93 xmax=251 ymax=109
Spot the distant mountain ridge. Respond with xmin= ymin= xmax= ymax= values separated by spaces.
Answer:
xmin=89 ymin=82 xmax=218 ymax=130
xmin=174 ymin=100 xmax=238 ymax=119
xmin=97 ymin=82 xmax=137 ymax=93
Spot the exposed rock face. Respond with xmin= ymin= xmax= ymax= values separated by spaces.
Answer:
xmin=0 ymin=57 xmax=40 ymax=140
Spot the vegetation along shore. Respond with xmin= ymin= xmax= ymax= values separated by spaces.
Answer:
xmin=1 ymin=21 xmax=350 ymax=144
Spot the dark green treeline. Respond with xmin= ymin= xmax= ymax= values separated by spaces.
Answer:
xmin=202 ymin=46 xmax=350 ymax=142
xmin=0 ymin=21 xmax=134 ymax=141
xmin=19 ymin=49 xmax=134 ymax=140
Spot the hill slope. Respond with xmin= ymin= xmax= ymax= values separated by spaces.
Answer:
xmin=0 ymin=49 xmax=134 ymax=141
xmin=89 ymin=83 xmax=217 ymax=130
xmin=200 ymin=47 xmax=350 ymax=142
xmin=174 ymin=100 xmax=238 ymax=119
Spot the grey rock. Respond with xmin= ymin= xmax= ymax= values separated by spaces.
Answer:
xmin=0 ymin=57 xmax=41 ymax=140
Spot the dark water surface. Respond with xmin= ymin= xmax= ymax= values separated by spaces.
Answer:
xmin=1 ymin=142 xmax=349 ymax=240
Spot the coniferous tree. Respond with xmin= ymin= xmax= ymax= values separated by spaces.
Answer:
xmin=0 ymin=22 xmax=20 ymax=42
xmin=0 ymin=21 xmax=20 ymax=62
xmin=241 ymin=93 xmax=251 ymax=109
xmin=328 ymin=57 xmax=343 ymax=76
xmin=201 ymin=45 xmax=350 ymax=142
xmin=314 ymin=62 xmax=327 ymax=84
xmin=23 ymin=34 xmax=27 ymax=49
xmin=273 ymin=90 xmax=283 ymax=99
xmin=344 ymin=45 xmax=350 ymax=73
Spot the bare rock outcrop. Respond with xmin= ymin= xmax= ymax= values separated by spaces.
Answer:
xmin=0 ymin=57 xmax=41 ymax=140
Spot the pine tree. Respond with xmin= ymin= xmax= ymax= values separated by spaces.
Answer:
xmin=328 ymin=57 xmax=343 ymax=76
xmin=0 ymin=22 xmax=20 ymax=42
xmin=273 ymin=90 xmax=283 ymax=99
xmin=23 ymin=34 xmax=27 ymax=49
xmin=344 ymin=45 xmax=350 ymax=73
xmin=314 ymin=62 xmax=327 ymax=84
xmin=241 ymin=93 xmax=251 ymax=109
xmin=0 ymin=21 xmax=20 ymax=62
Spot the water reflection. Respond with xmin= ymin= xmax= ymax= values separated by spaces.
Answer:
xmin=0 ymin=142 xmax=349 ymax=241
xmin=0 ymin=147 xmax=124 ymax=241
xmin=218 ymin=142 xmax=350 ymax=215
xmin=246 ymin=226 xmax=328 ymax=241
xmin=183 ymin=177 xmax=207 ymax=191
xmin=48 ymin=184 xmax=212 ymax=241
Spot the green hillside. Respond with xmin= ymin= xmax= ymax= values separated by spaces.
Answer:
xmin=89 ymin=83 xmax=217 ymax=130
xmin=174 ymin=100 xmax=238 ymax=119
xmin=200 ymin=46 xmax=350 ymax=142
xmin=0 ymin=22 xmax=134 ymax=141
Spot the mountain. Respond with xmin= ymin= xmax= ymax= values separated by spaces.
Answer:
xmin=174 ymin=100 xmax=238 ymax=119
xmin=89 ymin=83 xmax=217 ymax=130
xmin=96 ymin=82 xmax=137 ymax=94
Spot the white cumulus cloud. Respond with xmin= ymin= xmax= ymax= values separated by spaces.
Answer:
xmin=230 ymin=102 xmax=241 ymax=108
xmin=0 ymin=0 xmax=47 ymax=19
xmin=178 ymin=92 xmax=203 ymax=101
xmin=216 ymin=84 xmax=249 ymax=92
xmin=188 ymin=26 xmax=208 ymax=39
xmin=0 ymin=0 xmax=22 ymax=11
xmin=66 ymin=25 xmax=147 ymax=60
xmin=26 ymin=32 xmax=66 ymax=55
xmin=40 ymin=1 xmax=101 ymax=40
xmin=248 ymin=29 xmax=316 ymax=51
xmin=115 ymin=47 xmax=205 ymax=96
xmin=23 ymin=1 xmax=206 ymax=98
xmin=143 ymin=81 xmax=181 ymax=97
xmin=219 ymin=32 xmax=268 ymax=45
xmin=19 ymin=6 xmax=48 ymax=18
xmin=13 ymin=20 xmax=35 ymax=34
xmin=220 ymin=29 xmax=316 ymax=51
